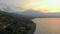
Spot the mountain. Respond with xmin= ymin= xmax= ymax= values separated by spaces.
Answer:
xmin=1 ymin=9 xmax=60 ymax=20
xmin=17 ymin=9 xmax=60 ymax=18
xmin=18 ymin=9 xmax=46 ymax=18
xmin=46 ymin=12 xmax=60 ymax=16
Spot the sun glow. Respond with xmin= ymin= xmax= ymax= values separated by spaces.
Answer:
xmin=32 ymin=0 xmax=60 ymax=13
xmin=20 ymin=0 xmax=60 ymax=13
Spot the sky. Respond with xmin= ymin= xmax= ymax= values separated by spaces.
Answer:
xmin=0 ymin=0 xmax=60 ymax=13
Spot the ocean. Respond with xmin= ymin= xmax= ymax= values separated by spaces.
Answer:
xmin=33 ymin=18 xmax=60 ymax=34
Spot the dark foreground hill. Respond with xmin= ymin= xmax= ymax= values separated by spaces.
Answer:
xmin=0 ymin=10 xmax=36 ymax=34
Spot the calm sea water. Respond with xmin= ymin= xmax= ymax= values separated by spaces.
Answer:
xmin=32 ymin=18 xmax=60 ymax=34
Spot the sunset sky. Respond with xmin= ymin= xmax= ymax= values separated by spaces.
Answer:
xmin=0 ymin=0 xmax=60 ymax=13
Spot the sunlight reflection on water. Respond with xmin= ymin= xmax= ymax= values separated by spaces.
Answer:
xmin=33 ymin=18 xmax=60 ymax=34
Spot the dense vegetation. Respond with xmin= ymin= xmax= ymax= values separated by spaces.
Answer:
xmin=0 ymin=10 xmax=33 ymax=34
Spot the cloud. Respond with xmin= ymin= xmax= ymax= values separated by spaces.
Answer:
xmin=0 ymin=0 xmax=28 ymax=12
xmin=0 ymin=0 xmax=41 ymax=13
xmin=0 ymin=0 xmax=60 ymax=13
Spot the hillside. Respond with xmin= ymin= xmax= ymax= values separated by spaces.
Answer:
xmin=0 ymin=10 xmax=36 ymax=34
